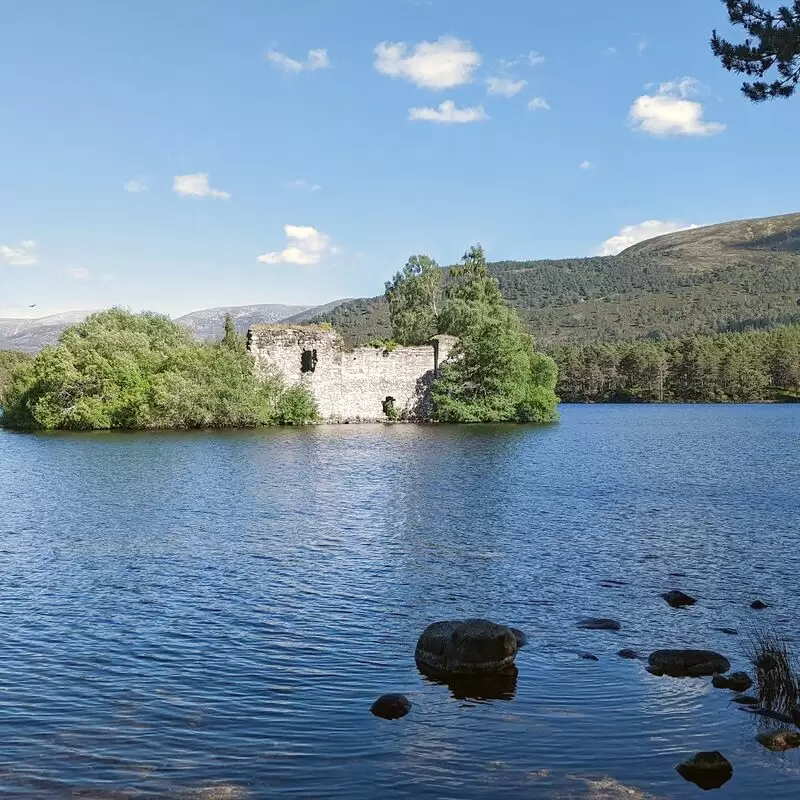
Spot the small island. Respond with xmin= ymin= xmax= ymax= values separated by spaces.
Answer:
xmin=0 ymin=244 xmax=559 ymax=431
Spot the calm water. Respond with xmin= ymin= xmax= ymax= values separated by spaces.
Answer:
xmin=1 ymin=405 xmax=799 ymax=799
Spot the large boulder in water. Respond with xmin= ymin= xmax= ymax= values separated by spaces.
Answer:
xmin=648 ymin=649 xmax=730 ymax=677
xmin=676 ymin=751 xmax=733 ymax=790
xmin=414 ymin=619 xmax=518 ymax=678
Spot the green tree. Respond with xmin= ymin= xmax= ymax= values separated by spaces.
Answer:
xmin=0 ymin=309 xmax=316 ymax=430
xmin=221 ymin=313 xmax=245 ymax=352
xmin=433 ymin=245 xmax=559 ymax=423
xmin=712 ymin=1 xmax=800 ymax=101
xmin=0 ymin=350 xmax=32 ymax=394
xmin=385 ymin=255 xmax=443 ymax=345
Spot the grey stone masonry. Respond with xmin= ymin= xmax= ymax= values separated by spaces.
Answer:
xmin=247 ymin=325 xmax=456 ymax=423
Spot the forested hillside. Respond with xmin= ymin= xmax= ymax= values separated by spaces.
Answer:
xmin=310 ymin=213 xmax=800 ymax=347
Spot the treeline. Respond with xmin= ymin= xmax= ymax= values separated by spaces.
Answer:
xmin=0 ymin=310 xmax=317 ymax=431
xmin=550 ymin=325 xmax=800 ymax=403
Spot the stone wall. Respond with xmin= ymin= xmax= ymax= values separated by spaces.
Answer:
xmin=247 ymin=325 xmax=456 ymax=423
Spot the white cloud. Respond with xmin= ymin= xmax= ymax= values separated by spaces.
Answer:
xmin=486 ymin=76 xmax=527 ymax=97
xmin=374 ymin=36 xmax=481 ymax=89
xmin=527 ymin=97 xmax=551 ymax=111
xmin=258 ymin=225 xmax=333 ymax=266
xmin=605 ymin=46 xmax=618 ymax=56
xmin=579 ymin=160 xmax=594 ymax=169
xmin=522 ymin=50 xmax=546 ymax=66
xmin=66 ymin=267 xmax=90 ymax=279
xmin=124 ymin=179 xmax=148 ymax=193
xmin=636 ymin=37 xmax=648 ymax=55
xmin=173 ymin=173 xmax=231 ymax=200
xmin=628 ymin=77 xmax=726 ymax=137
xmin=266 ymin=48 xmax=331 ymax=73
xmin=501 ymin=50 xmax=545 ymax=69
xmin=598 ymin=220 xmax=700 ymax=256
xmin=408 ymin=101 xmax=488 ymax=124
xmin=291 ymin=179 xmax=322 ymax=192
xmin=0 ymin=240 xmax=37 ymax=267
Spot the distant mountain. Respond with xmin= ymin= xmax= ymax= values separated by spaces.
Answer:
xmin=174 ymin=304 xmax=313 ymax=341
xmin=0 ymin=301 xmax=351 ymax=353
xmin=0 ymin=311 xmax=98 ymax=353
xmin=307 ymin=212 xmax=800 ymax=346
xmin=4 ymin=212 xmax=800 ymax=353
xmin=282 ymin=299 xmax=352 ymax=323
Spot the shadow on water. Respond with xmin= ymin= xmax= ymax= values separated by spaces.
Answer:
xmin=421 ymin=671 xmax=518 ymax=702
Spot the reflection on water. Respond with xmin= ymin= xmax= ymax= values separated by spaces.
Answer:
xmin=0 ymin=406 xmax=799 ymax=798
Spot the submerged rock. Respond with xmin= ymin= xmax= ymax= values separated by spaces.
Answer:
xmin=370 ymin=694 xmax=412 ymax=720
xmin=756 ymin=729 xmax=800 ymax=752
xmin=712 ymin=671 xmax=753 ymax=692
xmin=414 ymin=619 xmax=518 ymax=678
xmin=648 ymin=649 xmax=730 ymax=677
xmin=751 ymin=599 xmax=768 ymax=610
xmin=576 ymin=618 xmax=621 ymax=631
xmin=676 ymin=751 xmax=733 ymax=791
xmin=662 ymin=590 xmax=697 ymax=608
xmin=617 ymin=649 xmax=640 ymax=660
xmin=578 ymin=652 xmax=599 ymax=661
xmin=732 ymin=694 xmax=760 ymax=705
xmin=715 ymin=627 xmax=739 ymax=636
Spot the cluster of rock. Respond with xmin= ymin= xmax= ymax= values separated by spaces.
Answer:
xmin=368 ymin=592 xmax=798 ymax=794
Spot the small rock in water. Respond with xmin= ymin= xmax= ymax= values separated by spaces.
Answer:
xmin=733 ymin=695 xmax=760 ymax=705
xmin=617 ymin=649 xmax=640 ymax=660
xmin=509 ymin=627 xmax=527 ymax=648
xmin=648 ymin=649 xmax=730 ymax=677
xmin=756 ymin=729 xmax=800 ymax=752
xmin=751 ymin=599 xmax=768 ymax=610
xmin=715 ymin=627 xmax=739 ymax=636
xmin=712 ymin=671 xmax=753 ymax=692
xmin=676 ymin=751 xmax=733 ymax=791
xmin=578 ymin=652 xmax=599 ymax=661
xmin=668 ymin=572 xmax=688 ymax=578
xmin=662 ymin=589 xmax=697 ymax=608
xmin=576 ymin=618 xmax=621 ymax=631
xmin=792 ymin=706 xmax=800 ymax=728
xmin=370 ymin=694 xmax=412 ymax=720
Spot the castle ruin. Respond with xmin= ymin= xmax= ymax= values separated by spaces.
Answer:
xmin=247 ymin=326 xmax=456 ymax=423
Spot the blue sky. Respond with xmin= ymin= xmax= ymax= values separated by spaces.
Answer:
xmin=1 ymin=0 xmax=798 ymax=319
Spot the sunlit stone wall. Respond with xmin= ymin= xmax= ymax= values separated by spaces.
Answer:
xmin=247 ymin=326 xmax=456 ymax=422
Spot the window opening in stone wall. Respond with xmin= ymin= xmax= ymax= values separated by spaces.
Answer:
xmin=301 ymin=349 xmax=318 ymax=373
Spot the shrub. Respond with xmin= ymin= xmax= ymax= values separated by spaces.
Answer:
xmin=275 ymin=385 xmax=318 ymax=426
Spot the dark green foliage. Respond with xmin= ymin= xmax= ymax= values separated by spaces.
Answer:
xmin=385 ymin=255 xmax=443 ymax=345
xmin=550 ymin=324 xmax=800 ymax=403
xmin=0 ymin=350 xmax=32 ymax=393
xmin=0 ymin=309 xmax=316 ymax=430
xmin=712 ymin=1 xmax=800 ymax=101
xmin=274 ymin=385 xmax=318 ymax=426
xmin=432 ymin=245 xmax=559 ymax=424
xmin=367 ymin=338 xmax=399 ymax=352
xmin=222 ymin=313 xmax=246 ymax=352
